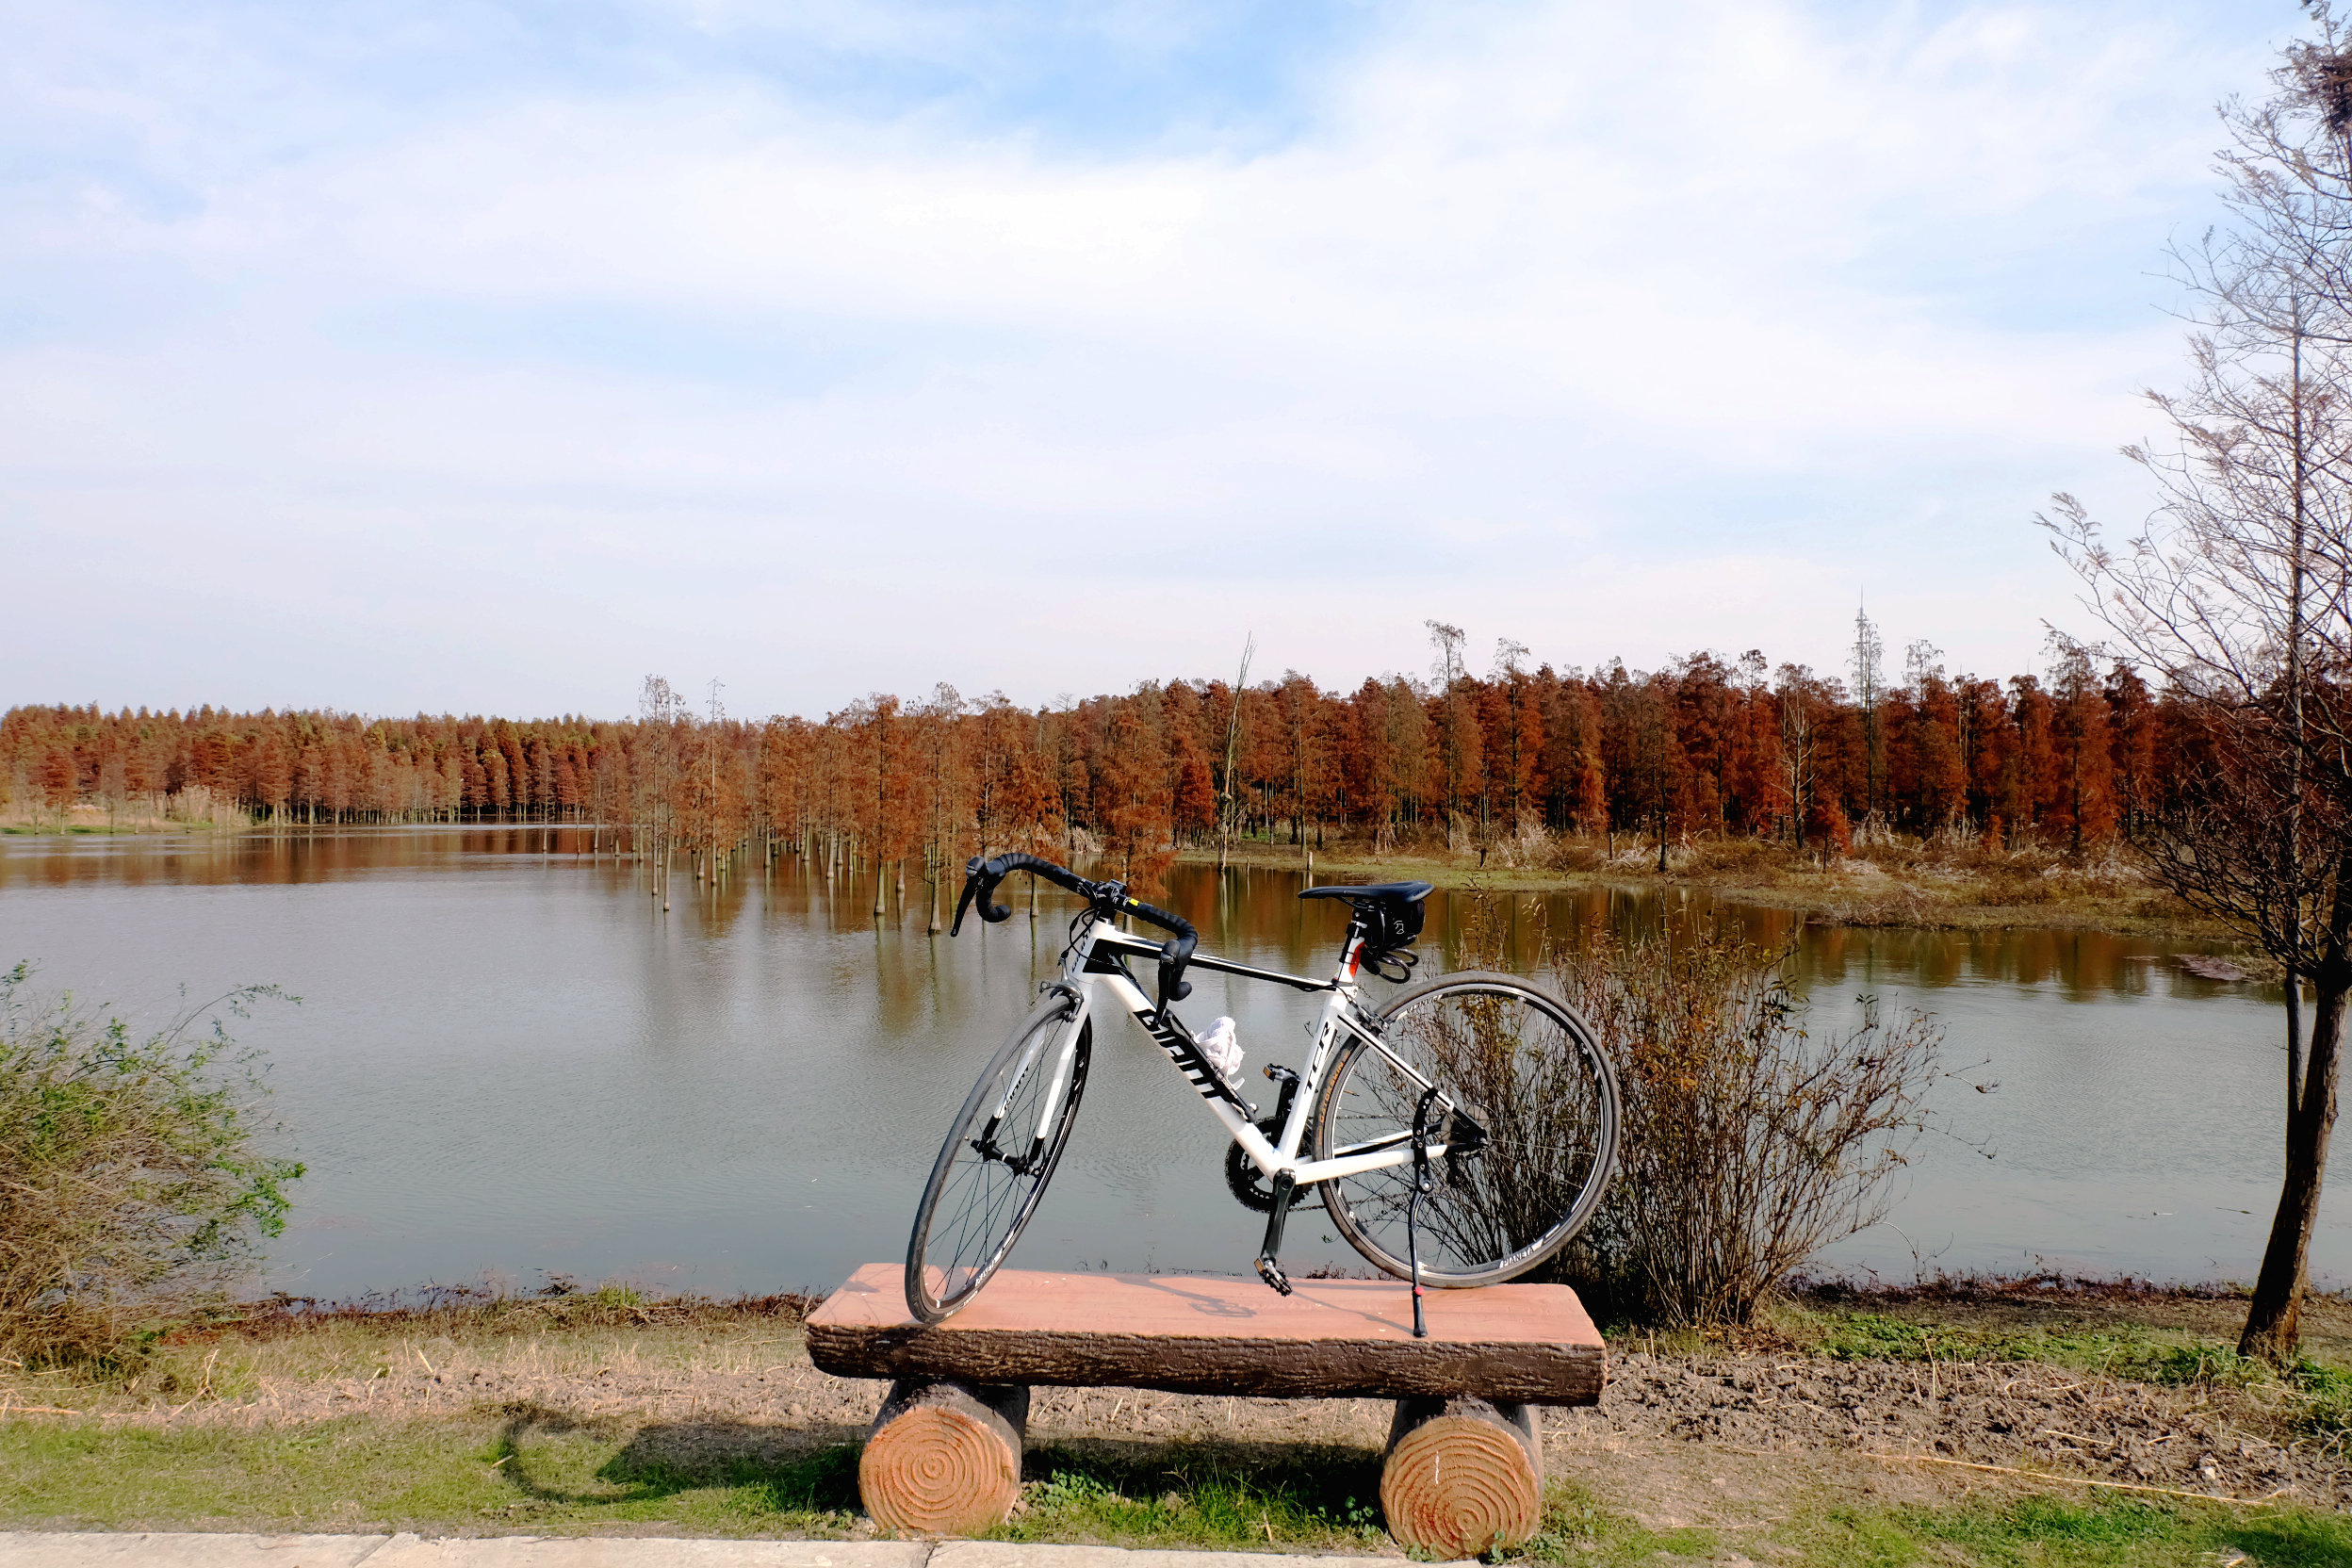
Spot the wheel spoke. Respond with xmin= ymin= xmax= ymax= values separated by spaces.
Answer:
xmin=1316 ymin=974 xmax=1617 ymax=1285
xmin=907 ymin=1006 xmax=1090 ymax=1321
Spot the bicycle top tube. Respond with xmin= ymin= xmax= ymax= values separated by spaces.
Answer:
xmin=1077 ymin=914 xmax=1354 ymax=999
xmin=956 ymin=851 xmax=1399 ymax=1006
xmin=1183 ymin=948 xmax=1337 ymax=993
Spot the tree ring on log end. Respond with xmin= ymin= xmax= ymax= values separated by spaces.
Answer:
xmin=1380 ymin=1396 xmax=1542 ymax=1557
xmin=860 ymin=1381 xmax=1026 ymax=1536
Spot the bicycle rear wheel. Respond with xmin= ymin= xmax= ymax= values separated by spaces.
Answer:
xmin=1314 ymin=971 xmax=1617 ymax=1287
xmin=906 ymin=994 xmax=1093 ymax=1323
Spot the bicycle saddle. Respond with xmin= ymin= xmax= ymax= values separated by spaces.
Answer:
xmin=1298 ymin=880 xmax=1434 ymax=906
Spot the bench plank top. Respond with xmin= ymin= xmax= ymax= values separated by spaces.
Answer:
xmin=806 ymin=1265 xmax=1605 ymax=1405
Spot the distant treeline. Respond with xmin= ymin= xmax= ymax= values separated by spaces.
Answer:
xmin=3 ymin=625 xmax=2190 ymax=884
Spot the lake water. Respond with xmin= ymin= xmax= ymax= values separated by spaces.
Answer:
xmin=0 ymin=827 xmax=2342 ymax=1300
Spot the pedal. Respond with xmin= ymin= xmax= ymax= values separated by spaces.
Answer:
xmin=1254 ymin=1255 xmax=1293 ymax=1296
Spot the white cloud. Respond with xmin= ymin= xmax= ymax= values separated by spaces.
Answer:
xmin=0 ymin=0 xmax=2285 ymax=714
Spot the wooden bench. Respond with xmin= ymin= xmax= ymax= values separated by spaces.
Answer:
xmin=807 ymin=1265 xmax=1606 ymax=1557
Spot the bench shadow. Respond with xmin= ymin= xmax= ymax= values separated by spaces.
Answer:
xmin=481 ymin=1403 xmax=1389 ymax=1531
xmin=486 ymin=1400 xmax=864 ymax=1513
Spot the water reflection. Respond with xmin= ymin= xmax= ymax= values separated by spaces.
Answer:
xmin=0 ymin=828 xmax=2338 ymax=1297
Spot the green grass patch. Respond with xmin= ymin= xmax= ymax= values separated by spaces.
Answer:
xmin=991 ymin=1442 xmax=1391 ymax=1552
xmin=2295 ymin=1355 xmax=2352 ymax=1449
xmin=0 ymin=1411 xmax=858 ymax=1537
xmin=1500 ymin=1483 xmax=2352 ymax=1567
xmin=1879 ymin=1492 xmax=2352 ymax=1568
xmin=1804 ymin=1310 xmax=2228 ymax=1379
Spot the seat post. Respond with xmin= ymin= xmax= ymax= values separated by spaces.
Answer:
xmin=1332 ymin=915 xmax=1369 ymax=982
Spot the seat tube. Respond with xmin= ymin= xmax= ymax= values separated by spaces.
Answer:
xmin=1282 ymin=969 xmax=1355 ymax=1157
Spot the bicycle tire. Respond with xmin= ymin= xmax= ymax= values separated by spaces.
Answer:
xmin=905 ymin=994 xmax=1093 ymax=1323
xmin=1313 ymin=970 xmax=1618 ymax=1287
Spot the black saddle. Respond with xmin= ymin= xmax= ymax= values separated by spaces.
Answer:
xmin=1298 ymin=880 xmax=1434 ymax=907
xmin=1300 ymin=881 xmax=1431 ymax=979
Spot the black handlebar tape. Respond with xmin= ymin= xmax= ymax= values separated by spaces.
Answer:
xmin=1120 ymin=898 xmax=1197 ymax=943
xmin=1118 ymin=897 xmax=1199 ymax=1011
xmin=957 ymin=852 xmax=1094 ymax=927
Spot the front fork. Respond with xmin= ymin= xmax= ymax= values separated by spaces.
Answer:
xmin=976 ymin=981 xmax=1088 ymax=1173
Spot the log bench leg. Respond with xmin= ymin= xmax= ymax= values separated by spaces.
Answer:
xmin=858 ymin=1377 xmax=1030 ymax=1536
xmin=1380 ymin=1395 xmax=1544 ymax=1558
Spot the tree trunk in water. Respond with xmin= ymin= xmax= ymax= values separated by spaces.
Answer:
xmin=2241 ymin=970 xmax=2345 ymax=1360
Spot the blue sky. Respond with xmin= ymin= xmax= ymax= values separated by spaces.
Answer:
xmin=0 ymin=0 xmax=2309 ymax=717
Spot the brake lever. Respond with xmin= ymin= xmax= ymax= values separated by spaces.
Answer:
xmin=955 ymin=855 xmax=1016 ymax=931
xmin=1156 ymin=939 xmax=1194 ymax=1013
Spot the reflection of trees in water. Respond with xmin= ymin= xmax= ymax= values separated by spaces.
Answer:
xmin=0 ymin=835 xmax=2244 ymax=1010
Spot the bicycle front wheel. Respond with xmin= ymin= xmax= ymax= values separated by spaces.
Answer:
xmin=1314 ymin=971 xmax=1618 ymax=1287
xmin=906 ymin=994 xmax=1093 ymax=1324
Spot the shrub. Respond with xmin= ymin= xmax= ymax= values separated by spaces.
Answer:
xmin=1551 ymin=923 xmax=1940 ymax=1326
xmin=0 ymin=963 xmax=302 ymax=1364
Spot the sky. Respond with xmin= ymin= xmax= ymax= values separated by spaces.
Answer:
xmin=0 ymin=0 xmax=2312 ymax=720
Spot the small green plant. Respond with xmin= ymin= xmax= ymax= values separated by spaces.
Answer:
xmin=1314 ymin=1494 xmax=1379 ymax=1530
xmin=0 ymin=963 xmax=302 ymax=1366
xmin=1028 ymin=1469 xmax=1119 ymax=1511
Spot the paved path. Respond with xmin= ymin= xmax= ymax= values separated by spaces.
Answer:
xmin=0 ymin=1537 xmax=1402 ymax=1567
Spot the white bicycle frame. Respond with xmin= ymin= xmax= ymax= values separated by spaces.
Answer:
xmin=988 ymin=912 xmax=1454 ymax=1189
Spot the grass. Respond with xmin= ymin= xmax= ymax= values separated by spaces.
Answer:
xmin=991 ymin=1443 xmax=1391 ymax=1552
xmin=11 ymin=1413 xmax=2352 ymax=1566
xmin=0 ymin=1413 xmax=862 ymax=1538
xmin=1498 ymin=1482 xmax=2352 ymax=1567
xmin=9 ymin=1409 xmax=2352 ymax=1566
xmin=1803 ymin=1309 xmax=2246 ymax=1378
xmin=0 ymin=1420 xmax=1386 ymax=1549
xmin=1795 ymin=1308 xmax=2352 ymax=1449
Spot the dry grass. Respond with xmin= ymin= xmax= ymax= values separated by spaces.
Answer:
xmin=1184 ymin=830 xmax=2213 ymax=937
xmin=0 ymin=1286 xmax=839 ymax=1429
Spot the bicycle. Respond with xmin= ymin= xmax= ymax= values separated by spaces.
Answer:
xmin=904 ymin=852 xmax=1622 ymax=1326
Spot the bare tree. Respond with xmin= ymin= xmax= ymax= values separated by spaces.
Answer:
xmin=1775 ymin=665 xmax=1818 ymax=847
xmin=636 ymin=676 xmax=684 ymax=913
xmin=1427 ymin=620 xmax=1472 ymax=850
xmin=2041 ymin=8 xmax=2352 ymax=1358
xmin=1852 ymin=601 xmax=1885 ymax=832
xmin=1217 ymin=635 xmax=1254 ymax=873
